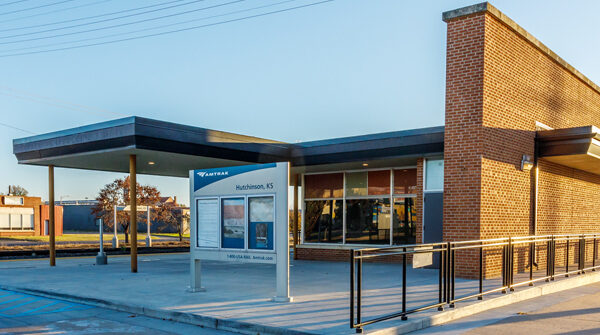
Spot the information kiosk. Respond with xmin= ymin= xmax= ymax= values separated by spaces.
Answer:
xmin=189 ymin=162 xmax=291 ymax=302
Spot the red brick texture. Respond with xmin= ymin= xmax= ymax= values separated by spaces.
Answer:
xmin=443 ymin=13 xmax=486 ymax=277
xmin=40 ymin=205 xmax=64 ymax=236
xmin=296 ymin=247 xmax=406 ymax=264
xmin=0 ymin=196 xmax=64 ymax=237
xmin=0 ymin=196 xmax=41 ymax=237
xmin=445 ymin=8 xmax=600 ymax=277
xmin=415 ymin=158 xmax=424 ymax=244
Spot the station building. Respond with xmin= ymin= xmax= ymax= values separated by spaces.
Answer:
xmin=11 ymin=3 xmax=600 ymax=274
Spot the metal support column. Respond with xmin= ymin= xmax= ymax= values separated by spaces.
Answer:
xmin=129 ymin=154 xmax=138 ymax=273
xmin=48 ymin=165 xmax=56 ymax=267
xmin=293 ymin=174 xmax=299 ymax=260
xmin=112 ymin=205 xmax=119 ymax=248
xmin=96 ymin=218 xmax=107 ymax=265
xmin=146 ymin=206 xmax=152 ymax=247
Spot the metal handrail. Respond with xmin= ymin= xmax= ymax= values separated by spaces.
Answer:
xmin=350 ymin=233 xmax=600 ymax=333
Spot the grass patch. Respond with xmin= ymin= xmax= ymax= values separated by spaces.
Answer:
xmin=153 ymin=233 xmax=190 ymax=238
xmin=0 ymin=232 xmax=189 ymax=243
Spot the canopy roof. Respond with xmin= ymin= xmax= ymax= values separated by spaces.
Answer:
xmin=537 ymin=125 xmax=600 ymax=175
xmin=13 ymin=116 xmax=445 ymax=177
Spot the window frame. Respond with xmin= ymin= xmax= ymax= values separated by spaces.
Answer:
xmin=301 ymin=166 xmax=418 ymax=247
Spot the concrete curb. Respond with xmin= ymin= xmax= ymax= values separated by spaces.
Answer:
xmin=0 ymin=284 xmax=316 ymax=335
xmin=370 ymin=271 xmax=600 ymax=334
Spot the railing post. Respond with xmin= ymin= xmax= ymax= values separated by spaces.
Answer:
xmin=357 ymin=250 xmax=363 ymax=330
xmin=446 ymin=242 xmax=451 ymax=304
xmin=401 ymin=247 xmax=408 ymax=320
xmin=529 ymin=240 xmax=534 ymax=286
xmin=593 ymin=235 xmax=597 ymax=271
xmin=546 ymin=239 xmax=551 ymax=282
xmin=478 ymin=242 xmax=483 ymax=300
xmin=502 ymin=242 xmax=507 ymax=293
xmin=450 ymin=244 xmax=455 ymax=307
xmin=438 ymin=245 xmax=445 ymax=311
xmin=566 ymin=238 xmax=570 ymax=277
xmin=580 ymin=235 xmax=585 ymax=274
xmin=509 ymin=237 xmax=514 ymax=291
xmin=350 ymin=249 xmax=355 ymax=330
xmin=551 ymin=235 xmax=555 ymax=281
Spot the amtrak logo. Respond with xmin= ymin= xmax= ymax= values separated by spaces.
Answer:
xmin=197 ymin=171 xmax=229 ymax=178
xmin=193 ymin=163 xmax=276 ymax=191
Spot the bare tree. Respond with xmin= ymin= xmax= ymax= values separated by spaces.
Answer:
xmin=8 ymin=185 xmax=28 ymax=196
xmin=155 ymin=202 xmax=190 ymax=241
xmin=91 ymin=177 xmax=162 ymax=244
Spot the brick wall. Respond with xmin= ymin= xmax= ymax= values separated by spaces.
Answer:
xmin=444 ymin=4 xmax=600 ymax=277
xmin=0 ymin=196 xmax=41 ymax=237
xmin=40 ymin=205 xmax=64 ymax=236
xmin=443 ymin=12 xmax=486 ymax=277
xmin=415 ymin=158 xmax=424 ymax=244
xmin=296 ymin=246 xmax=406 ymax=263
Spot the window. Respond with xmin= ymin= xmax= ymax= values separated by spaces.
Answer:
xmin=9 ymin=214 xmax=21 ymax=230
xmin=345 ymin=172 xmax=367 ymax=197
xmin=0 ymin=214 xmax=8 ymax=229
xmin=394 ymin=169 xmax=417 ymax=194
xmin=368 ymin=170 xmax=390 ymax=195
xmin=22 ymin=214 xmax=33 ymax=230
xmin=304 ymin=173 xmax=343 ymax=198
xmin=393 ymin=197 xmax=416 ymax=244
xmin=345 ymin=199 xmax=390 ymax=244
xmin=3 ymin=197 xmax=24 ymax=205
xmin=304 ymin=200 xmax=343 ymax=243
xmin=425 ymin=159 xmax=444 ymax=191
xmin=303 ymin=168 xmax=418 ymax=246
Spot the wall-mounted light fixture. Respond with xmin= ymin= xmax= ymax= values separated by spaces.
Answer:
xmin=148 ymin=161 xmax=155 ymax=165
xmin=362 ymin=163 xmax=369 ymax=167
xmin=521 ymin=155 xmax=534 ymax=171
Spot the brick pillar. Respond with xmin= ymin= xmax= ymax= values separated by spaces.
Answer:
xmin=443 ymin=10 xmax=486 ymax=277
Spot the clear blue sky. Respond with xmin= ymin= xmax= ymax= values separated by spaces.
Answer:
xmin=0 ymin=0 xmax=598 ymax=206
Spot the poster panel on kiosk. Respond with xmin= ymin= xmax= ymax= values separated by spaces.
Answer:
xmin=189 ymin=162 xmax=291 ymax=302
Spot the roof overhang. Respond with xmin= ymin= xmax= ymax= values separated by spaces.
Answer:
xmin=13 ymin=117 xmax=290 ymax=177
xmin=536 ymin=126 xmax=600 ymax=175
xmin=13 ymin=116 xmax=445 ymax=178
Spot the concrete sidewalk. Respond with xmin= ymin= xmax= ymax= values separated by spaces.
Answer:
xmin=0 ymin=287 xmax=234 ymax=335
xmin=0 ymin=253 xmax=598 ymax=334
xmin=413 ymin=282 xmax=600 ymax=335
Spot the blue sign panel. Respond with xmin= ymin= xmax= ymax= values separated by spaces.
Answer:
xmin=194 ymin=163 xmax=276 ymax=191
xmin=249 ymin=222 xmax=273 ymax=250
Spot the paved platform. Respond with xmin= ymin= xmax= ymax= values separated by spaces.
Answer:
xmin=0 ymin=253 xmax=597 ymax=334
xmin=0 ymin=288 xmax=234 ymax=334
xmin=413 ymin=282 xmax=600 ymax=335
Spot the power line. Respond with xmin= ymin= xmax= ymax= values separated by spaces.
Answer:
xmin=0 ymin=0 xmax=222 ymax=41
xmin=0 ymin=0 xmax=185 ymax=32
xmin=0 ymin=0 xmax=242 ymax=44
xmin=0 ymin=0 xmax=33 ymax=8
xmin=1 ymin=0 xmax=301 ymax=54
xmin=0 ymin=86 xmax=122 ymax=118
xmin=0 ymin=121 xmax=35 ymax=135
xmin=0 ymin=0 xmax=113 ymax=24
xmin=0 ymin=0 xmax=334 ymax=57
xmin=0 ymin=0 xmax=208 ymax=39
xmin=0 ymin=0 xmax=77 ymax=17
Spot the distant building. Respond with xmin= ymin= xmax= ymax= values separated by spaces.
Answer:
xmin=63 ymin=197 xmax=189 ymax=234
xmin=0 ymin=195 xmax=63 ymax=237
